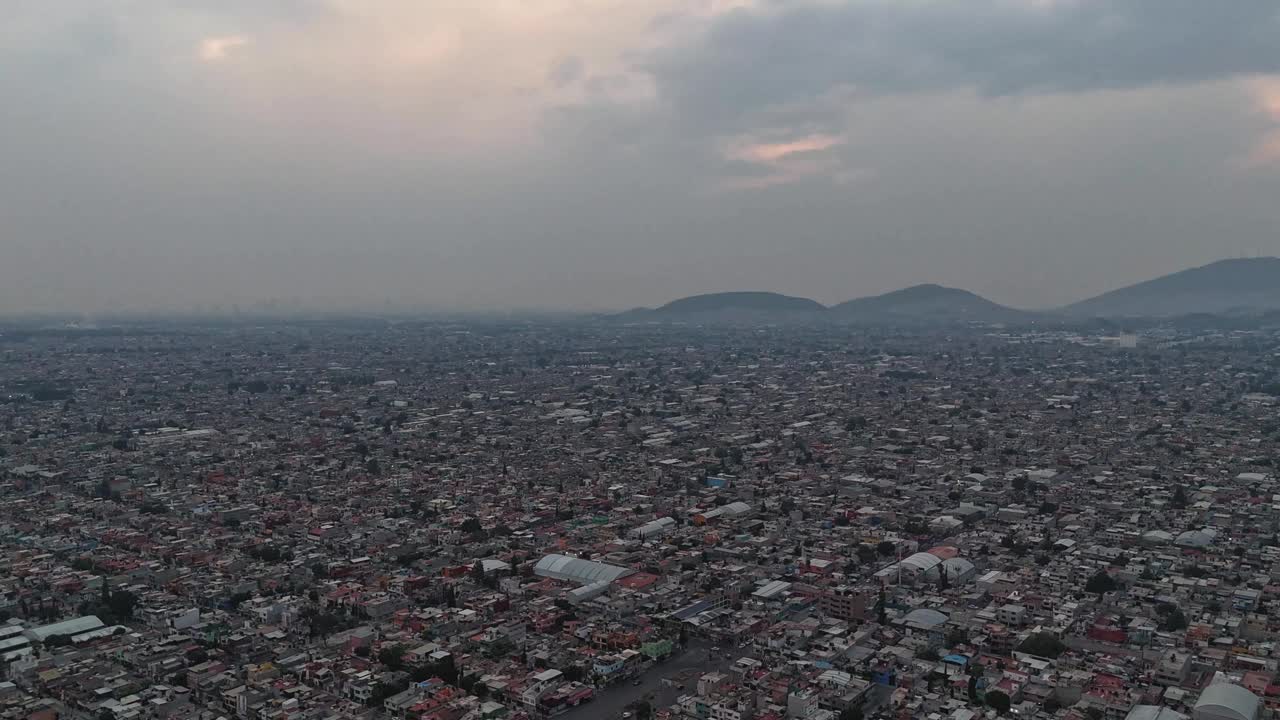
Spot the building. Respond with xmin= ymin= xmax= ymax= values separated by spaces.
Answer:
xmin=1127 ymin=706 xmax=1188 ymax=720
xmin=812 ymin=585 xmax=872 ymax=621
xmin=996 ymin=604 xmax=1027 ymax=627
xmin=1155 ymin=652 xmax=1191 ymax=687
xmin=630 ymin=517 xmax=677 ymax=541
xmin=533 ymin=554 xmax=635 ymax=585
xmin=1193 ymin=684 xmax=1260 ymax=720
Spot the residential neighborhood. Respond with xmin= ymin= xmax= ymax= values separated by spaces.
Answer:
xmin=1 ymin=319 xmax=1278 ymax=720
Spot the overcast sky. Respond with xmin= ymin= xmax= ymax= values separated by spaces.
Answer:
xmin=5 ymin=0 xmax=1280 ymax=314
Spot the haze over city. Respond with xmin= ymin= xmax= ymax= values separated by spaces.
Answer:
xmin=5 ymin=0 xmax=1280 ymax=314
xmin=14 ymin=5 xmax=1280 ymax=720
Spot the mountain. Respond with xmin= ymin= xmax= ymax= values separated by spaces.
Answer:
xmin=649 ymin=291 xmax=826 ymax=317
xmin=831 ymin=284 xmax=1030 ymax=323
xmin=615 ymin=292 xmax=826 ymax=323
xmin=1064 ymin=257 xmax=1280 ymax=317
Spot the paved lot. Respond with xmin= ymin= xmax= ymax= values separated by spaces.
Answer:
xmin=559 ymin=642 xmax=735 ymax=720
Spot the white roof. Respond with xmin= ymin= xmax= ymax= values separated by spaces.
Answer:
xmin=1194 ymin=683 xmax=1259 ymax=720
xmin=534 ymin=554 xmax=634 ymax=585
xmin=902 ymin=608 xmax=948 ymax=629
xmin=27 ymin=615 xmax=104 ymax=642
xmin=636 ymin=518 xmax=676 ymax=532
xmin=1126 ymin=705 xmax=1187 ymax=720
xmin=901 ymin=552 xmax=943 ymax=573
xmin=752 ymin=580 xmax=792 ymax=599
xmin=1176 ymin=529 xmax=1216 ymax=547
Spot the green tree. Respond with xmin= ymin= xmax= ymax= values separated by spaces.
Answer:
xmin=44 ymin=634 xmax=72 ymax=648
xmin=378 ymin=644 xmax=407 ymax=671
xmin=1085 ymin=570 xmax=1117 ymax=598
xmin=107 ymin=589 xmax=138 ymax=621
xmin=1156 ymin=603 xmax=1187 ymax=632
xmin=1017 ymin=632 xmax=1066 ymax=659
xmin=986 ymin=690 xmax=1011 ymax=715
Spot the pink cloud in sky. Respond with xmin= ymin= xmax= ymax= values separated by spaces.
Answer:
xmin=1241 ymin=77 xmax=1280 ymax=168
xmin=199 ymin=35 xmax=250 ymax=62
xmin=717 ymin=132 xmax=855 ymax=191
xmin=728 ymin=133 xmax=845 ymax=164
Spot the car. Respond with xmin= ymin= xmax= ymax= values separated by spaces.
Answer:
xmin=632 ymin=679 xmax=642 ymax=686
xmin=622 ymin=713 xmax=632 ymax=719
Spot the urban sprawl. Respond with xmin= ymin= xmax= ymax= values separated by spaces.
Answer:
xmin=2 ymin=321 xmax=1280 ymax=720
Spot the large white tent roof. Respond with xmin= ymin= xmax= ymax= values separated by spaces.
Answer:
xmin=534 ymin=554 xmax=635 ymax=585
xmin=1194 ymin=683 xmax=1259 ymax=720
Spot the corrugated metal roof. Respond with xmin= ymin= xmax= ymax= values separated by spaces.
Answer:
xmin=902 ymin=608 xmax=948 ymax=629
xmin=28 ymin=615 xmax=104 ymax=641
xmin=534 ymin=554 xmax=634 ymax=585
xmin=752 ymin=580 xmax=792 ymax=599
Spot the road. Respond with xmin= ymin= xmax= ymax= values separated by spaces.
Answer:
xmin=559 ymin=641 xmax=734 ymax=720
xmin=1064 ymin=635 xmax=1166 ymax=663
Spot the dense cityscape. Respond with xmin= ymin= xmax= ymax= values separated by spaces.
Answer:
xmin=1 ymin=319 xmax=1278 ymax=720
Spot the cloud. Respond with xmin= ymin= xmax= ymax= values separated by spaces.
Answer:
xmin=1243 ymin=77 xmax=1280 ymax=168
xmin=639 ymin=0 xmax=1280 ymax=133
xmin=716 ymin=131 xmax=854 ymax=190
xmin=727 ymin=133 xmax=844 ymax=164
xmin=4 ymin=1 xmax=1280 ymax=313
xmin=199 ymin=34 xmax=250 ymax=62
xmin=549 ymin=56 xmax=584 ymax=88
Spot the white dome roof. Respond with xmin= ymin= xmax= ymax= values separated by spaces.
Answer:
xmin=1194 ymin=684 xmax=1259 ymax=720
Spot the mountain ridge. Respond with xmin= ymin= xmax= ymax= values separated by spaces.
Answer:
xmin=831 ymin=284 xmax=1031 ymax=323
xmin=655 ymin=291 xmax=826 ymax=314
xmin=617 ymin=257 xmax=1280 ymax=323
xmin=1064 ymin=257 xmax=1280 ymax=317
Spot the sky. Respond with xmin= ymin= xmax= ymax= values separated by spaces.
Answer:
xmin=4 ymin=0 xmax=1280 ymax=315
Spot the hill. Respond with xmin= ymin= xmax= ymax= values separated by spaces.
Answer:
xmin=634 ymin=292 xmax=828 ymax=321
xmin=831 ymin=284 xmax=1030 ymax=324
xmin=1064 ymin=258 xmax=1280 ymax=317
xmin=657 ymin=291 xmax=825 ymax=314
xmin=613 ymin=292 xmax=825 ymax=323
